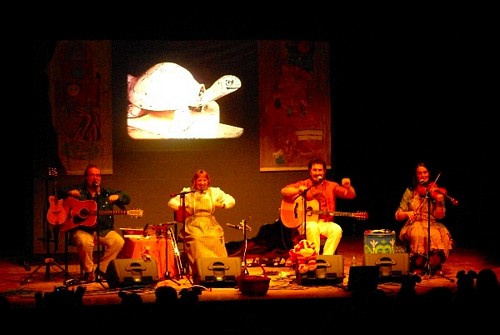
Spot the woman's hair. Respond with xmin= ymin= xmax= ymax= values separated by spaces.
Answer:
xmin=191 ymin=169 xmax=211 ymax=188
xmin=411 ymin=162 xmax=429 ymax=189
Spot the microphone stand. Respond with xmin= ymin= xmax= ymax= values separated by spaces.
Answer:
xmin=93 ymin=195 xmax=107 ymax=289
xmin=241 ymin=219 xmax=249 ymax=274
xmin=421 ymin=173 xmax=441 ymax=278
xmin=177 ymin=192 xmax=193 ymax=285
xmin=293 ymin=187 xmax=311 ymax=241
xmin=424 ymin=189 xmax=432 ymax=277
xmin=422 ymin=174 xmax=453 ymax=282
xmin=164 ymin=226 xmax=181 ymax=285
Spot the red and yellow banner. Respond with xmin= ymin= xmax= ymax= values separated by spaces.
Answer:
xmin=259 ymin=41 xmax=331 ymax=171
xmin=48 ymin=40 xmax=113 ymax=175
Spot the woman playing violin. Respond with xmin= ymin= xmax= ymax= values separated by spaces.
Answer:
xmin=395 ymin=162 xmax=453 ymax=275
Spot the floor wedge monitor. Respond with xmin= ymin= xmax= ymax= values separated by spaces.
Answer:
xmin=106 ymin=258 xmax=159 ymax=288
xmin=194 ymin=257 xmax=242 ymax=288
xmin=296 ymin=255 xmax=344 ymax=286
xmin=363 ymin=253 xmax=410 ymax=279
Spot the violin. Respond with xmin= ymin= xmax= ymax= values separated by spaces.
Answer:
xmin=416 ymin=182 xmax=459 ymax=206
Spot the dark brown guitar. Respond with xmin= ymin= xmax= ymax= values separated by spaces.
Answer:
xmin=60 ymin=197 xmax=143 ymax=232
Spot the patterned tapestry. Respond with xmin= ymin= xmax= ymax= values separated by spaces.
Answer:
xmin=48 ymin=40 xmax=113 ymax=175
xmin=259 ymin=41 xmax=331 ymax=171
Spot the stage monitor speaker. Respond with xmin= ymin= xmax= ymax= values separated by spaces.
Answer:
xmin=363 ymin=253 xmax=410 ymax=278
xmin=106 ymin=258 xmax=159 ymax=288
xmin=296 ymin=255 xmax=344 ymax=286
xmin=194 ymin=257 xmax=242 ymax=288
xmin=347 ymin=265 xmax=380 ymax=292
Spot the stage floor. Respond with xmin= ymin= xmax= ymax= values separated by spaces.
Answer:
xmin=2 ymin=235 xmax=499 ymax=309
xmin=2 ymin=235 xmax=500 ymax=331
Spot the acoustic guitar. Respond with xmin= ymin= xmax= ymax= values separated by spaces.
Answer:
xmin=60 ymin=197 xmax=143 ymax=232
xmin=280 ymin=198 xmax=368 ymax=228
xmin=46 ymin=167 xmax=67 ymax=225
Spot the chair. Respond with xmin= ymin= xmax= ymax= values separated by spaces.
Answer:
xmin=64 ymin=231 xmax=104 ymax=278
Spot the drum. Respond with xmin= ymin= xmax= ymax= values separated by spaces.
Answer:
xmin=147 ymin=222 xmax=178 ymax=238
xmin=119 ymin=235 xmax=178 ymax=280
xmin=364 ymin=229 xmax=396 ymax=254
xmin=119 ymin=228 xmax=144 ymax=238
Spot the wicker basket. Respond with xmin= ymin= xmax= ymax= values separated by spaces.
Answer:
xmin=237 ymin=265 xmax=270 ymax=296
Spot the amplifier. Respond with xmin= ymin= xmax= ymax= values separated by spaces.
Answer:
xmin=194 ymin=257 xmax=242 ymax=288
xmin=106 ymin=258 xmax=159 ymax=288
xmin=363 ymin=253 xmax=410 ymax=278
xmin=296 ymin=255 xmax=344 ymax=286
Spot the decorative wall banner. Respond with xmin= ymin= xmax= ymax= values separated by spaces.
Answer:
xmin=258 ymin=41 xmax=331 ymax=171
xmin=48 ymin=40 xmax=113 ymax=175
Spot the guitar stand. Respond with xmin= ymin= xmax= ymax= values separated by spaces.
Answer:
xmin=21 ymin=257 xmax=79 ymax=285
xmin=21 ymin=228 xmax=79 ymax=285
xmin=22 ymin=168 xmax=79 ymax=285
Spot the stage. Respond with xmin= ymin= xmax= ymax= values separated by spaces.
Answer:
xmin=1 ymin=234 xmax=499 ymax=331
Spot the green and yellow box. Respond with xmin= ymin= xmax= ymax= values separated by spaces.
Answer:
xmin=364 ymin=229 xmax=396 ymax=254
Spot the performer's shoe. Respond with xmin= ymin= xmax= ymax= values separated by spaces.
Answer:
xmin=94 ymin=268 xmax=107 ymax=282
xmin=82 ymin=271 xmax=95 ymax=283
xmin=410 ymin=254 xmax=427 ymax=275
xmin=429 ymin=250 xmax=446 ymax=275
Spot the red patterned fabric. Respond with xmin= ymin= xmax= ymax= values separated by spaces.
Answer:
xmin=288 ymin=239 xmax=318 ymax=273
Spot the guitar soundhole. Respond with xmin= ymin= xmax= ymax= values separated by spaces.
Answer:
xmin=77 ymin=208 xmax=89 ymax=221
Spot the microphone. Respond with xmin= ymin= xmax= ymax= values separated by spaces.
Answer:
xmin=240 ymin=220 xmax=252 ymax=231
xmin=170 ymin=190 xmax=196 ymax=197
xmin=318 ymin=176 xmax=323 ymax=184
xmin=93 ymin=182 xmax=100 ymax=195
xmin=226 ymin=223 xmax=252 ymax=231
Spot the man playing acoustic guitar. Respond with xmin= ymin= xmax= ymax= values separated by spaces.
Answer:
xmin=280 ymin=158 xmax=357 ymax=255
xmin=62 ymin=164 xmax=131 ymax=283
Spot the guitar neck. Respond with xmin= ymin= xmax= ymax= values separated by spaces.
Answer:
xmin=312 ymin=210 xmax=358 ymax=218
xmin=91 ymin=210 xmax=129 ymax=216
xmin=280 ymin=198 xmax=368 ymax=228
